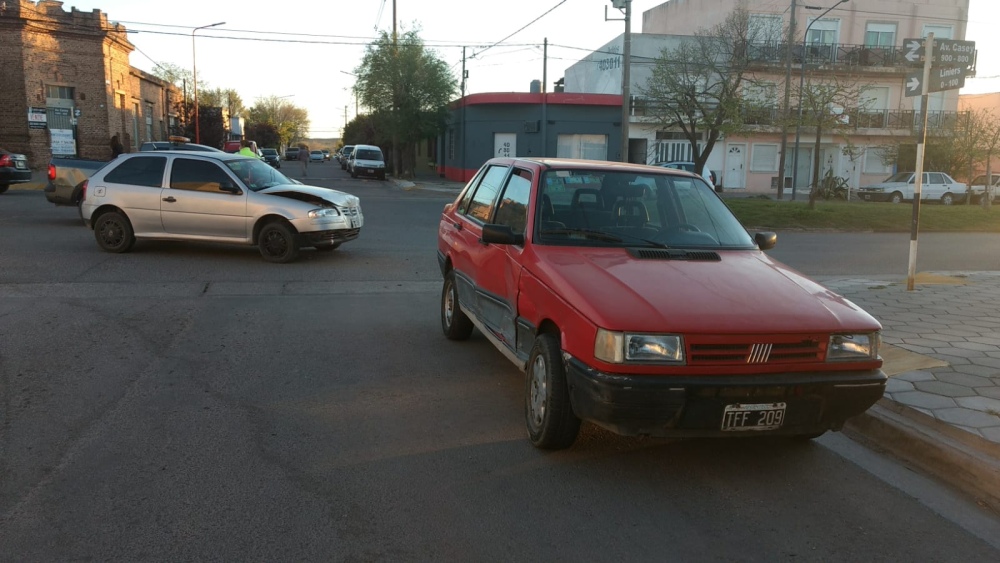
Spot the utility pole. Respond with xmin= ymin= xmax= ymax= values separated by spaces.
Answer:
xmin=461 ymin=46 xmax=467 ymax=180
xmin=621 ymin=0 xmax=632 ymax=163
xmin=542 ymin=38 xmax=548 ymax=158
xmin=776 ymin=0 xmax=797 ymax=200
xmin=907 ymin=33 xmax=933 ymax=291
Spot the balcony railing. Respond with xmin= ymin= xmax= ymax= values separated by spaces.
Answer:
xmin=747 ymin=42 xmax=928 ymax=70
xmin=740 ymin=105 xmax=968 ymax=132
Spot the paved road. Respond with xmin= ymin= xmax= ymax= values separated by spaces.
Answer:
xmin=2 ymin=164 xmax=999 ymax=560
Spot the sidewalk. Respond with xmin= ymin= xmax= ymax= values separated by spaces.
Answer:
xmin=810 ymin=272 xmax=1000 ymax=507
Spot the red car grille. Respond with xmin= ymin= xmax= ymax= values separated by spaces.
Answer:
xmin=687 ymin=335 xmax=826 ymax=365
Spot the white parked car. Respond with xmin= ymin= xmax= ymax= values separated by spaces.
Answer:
xmin=856 ymin=172 xmax=967 ymax=205
xmin=969 ymin=173 xmax=1000 ymax=204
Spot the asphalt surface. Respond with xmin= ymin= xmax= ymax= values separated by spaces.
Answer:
xmin=2 ymin=164 xmax=999 ymax=560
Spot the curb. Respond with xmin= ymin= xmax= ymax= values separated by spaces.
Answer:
xmin=843 ymin=398 xmax=1000 ymax=510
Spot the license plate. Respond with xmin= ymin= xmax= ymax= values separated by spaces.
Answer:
xmin=721 ymin=402 xmax=786 ymax=431
xmin=366 ymin=168 xmax=374 ymax=174
xmin=15 ymin=161 xmax=26 ymax=169
xmin=349 ymin=217 xmax=359 ymax=228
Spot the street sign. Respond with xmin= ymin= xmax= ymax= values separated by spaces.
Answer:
xmin=903 ymin=38 xmax=923 ymax=63
xmin=934 ymin=39 xmax=976 ymax=68
xmin=905 ymin=67 xmax=968 ymax=97
xmin=903 ymin=38 xmax=976 ymax=68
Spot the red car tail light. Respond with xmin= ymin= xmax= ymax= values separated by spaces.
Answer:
xmin=48 ymin=163 xmax=56 ymax=181
xmin=0 ymin=154 xmax=11 ymax=167
xmin=80 ymin=179 xmax=88 ymax=201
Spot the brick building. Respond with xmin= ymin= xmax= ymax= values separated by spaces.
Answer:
xmin=0 ymin=0 xmax=182 ymax=168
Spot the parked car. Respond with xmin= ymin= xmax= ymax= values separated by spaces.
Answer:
xmin=437 ymin=157 xmax=885 ymax=449
xmin=140 ymin=136 xmax=222 ymax=153
xmin=654 ymin=161 xmax=719 ymax=190
xmin=856 ymin=172 xmax=968 ymax=204
xmin=348 ymin=144 xmax=387 ymax=180
xmin=339 ymin=145 xmax=355 ymax=170
xmin=322 ymin=149 xmax=331 ymax=161
xmin=309 ymin=150 xmax=325 ymax=163
xmin=44 ymin=157 xmax=108 ymax=214
xmin=0 ymin=148 xmax=32 ymax=194
xmin=80 ymin=151 xmax=363 ymax=263
xmin=284 ymin=147 xmax=300 ymax=161
xmin=969 ymin=173 xmax=1000 ymax=204
xmin=260 ymin=148 xmax=281 ymax=169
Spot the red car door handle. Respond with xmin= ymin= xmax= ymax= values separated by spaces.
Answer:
xmin=162 ymin=196 xmax=176 ymax=203
xmin=453 ymin=222 xmax=462 ymax=231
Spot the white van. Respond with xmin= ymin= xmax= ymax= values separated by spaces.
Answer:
xmin=348 ymin=144 xmax=386 ymax=180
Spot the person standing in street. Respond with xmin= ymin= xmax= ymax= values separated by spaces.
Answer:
xmin=110 ymin=134 xmax=124 ymax=158
xmin=298 ymin=144 xmax=309 ymax=177
xmin=238 ymin=139 xmax=257 ymax=158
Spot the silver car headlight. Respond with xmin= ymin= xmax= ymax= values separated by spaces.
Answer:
xmin=827 ymin=332 xmax=879 ymax=362
xmin=308 ymin=208 xmax=341 ymax=218
xmin=595 ymin=329 xmax=684 ymax=364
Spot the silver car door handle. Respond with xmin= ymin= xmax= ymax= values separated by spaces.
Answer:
xmin=162 ymin=196 xmax=176 ymax=203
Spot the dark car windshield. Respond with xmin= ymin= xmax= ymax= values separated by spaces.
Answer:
xmin=225 ymin=158 xmax=293 ymax=191
xmin=355 ymin=149 xmax=383 ymax=161
xmin=536 ymin=169 xmax=755 ymax=249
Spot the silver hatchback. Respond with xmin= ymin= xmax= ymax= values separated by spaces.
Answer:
xmin=80 ymin=151 xmax=363 ymax=263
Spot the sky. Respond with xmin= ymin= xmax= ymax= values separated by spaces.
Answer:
xmin=53 ymin=0 xmax=1000 ymax=138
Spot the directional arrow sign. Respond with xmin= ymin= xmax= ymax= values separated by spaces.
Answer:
xmin=904 ymin=38 xmax=923 ymax=63
xmin=905 ymin=68 xmax=968 ymax=97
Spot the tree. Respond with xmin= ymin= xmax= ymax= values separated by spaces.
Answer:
xmin=245 ymin=122 xmax=281 ymax=149
xmin=343 ymin=113 xmax=391 ymax=148
xmin=201 ymin=88 xmax=245 ymax=119
xmin=248 ymin=95 xmax=310 ymax=148
xmin=354 ymin=29 xmax=457 ymax=178
xmin=791 ymin=74 xmax=872 ymax=207
xmin=638 ymin=7 xmax=768 ymax=178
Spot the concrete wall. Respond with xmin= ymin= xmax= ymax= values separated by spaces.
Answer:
xmin=440 ymin=94 xmax=623 ymax=182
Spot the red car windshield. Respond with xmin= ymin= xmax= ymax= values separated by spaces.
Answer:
xmin=536 ymin=170 xmax=755 ymax=249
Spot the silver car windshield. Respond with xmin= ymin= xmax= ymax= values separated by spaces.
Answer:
xmin=537 ymin=170 xmax=756 ymax=249
xmin=225 ymin=158 xmax=293 ymax=191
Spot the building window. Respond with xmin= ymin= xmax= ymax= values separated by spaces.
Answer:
xmin=132 ymin=102 xmax=140 ymax=150
xmin=145 ymin=103 xmax=154 ymax=143
xmin=751 ymin=144 xmax=778 ymax=172
xmin=864 ymin=22 xmax=897 ymax=47
xmin=448 ymin=128 xmax=455 ymax=160
xmin=864 ymin=147 xmax=890 ymax=174
xmin=46 ymin=85 xmax=74 ymax=100
xmin=923 ymin=25 xmax=953 ymax=40
xmin=557 ymin=134 xmax=608 ymax=160
xmin=806 ymin=18 xmax=840 ymax=45
xmin=749 ymin=14 xmax=783 ymax=44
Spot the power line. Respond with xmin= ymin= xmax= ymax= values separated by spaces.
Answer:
xmin=473 ymin=0 xmax=570 ymax=59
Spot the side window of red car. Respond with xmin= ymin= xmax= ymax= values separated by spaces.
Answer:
xmin=465 ymin=165 xmax=510 ymax=223
xmin=493 ymin=168 xmax=532 ymax=235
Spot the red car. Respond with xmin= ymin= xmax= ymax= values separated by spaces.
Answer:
xmin=437 ymin=157 xmax=886 ymax=449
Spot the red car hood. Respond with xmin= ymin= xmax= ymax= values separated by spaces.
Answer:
xmin=530 ymin=247 xmax=880 ymax=334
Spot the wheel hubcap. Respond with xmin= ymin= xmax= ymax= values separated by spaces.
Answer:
xmin=100 ymin=220 xmax=123 ymax=247
xmin=529 ymin=356 xmax=548 ymax=429
xmin=444 ymin=283 xmax=455 ymax=326
xmin=263 ymin=230 xmax=286 ymax=256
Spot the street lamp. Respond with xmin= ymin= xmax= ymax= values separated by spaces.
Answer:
xmin=192 ymin=21 xmax=225 ymax=144
xmin=790 ymin=0 xmax=848 ymax=200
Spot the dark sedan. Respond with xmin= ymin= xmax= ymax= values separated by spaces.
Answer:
xmin=260 ymin=148 xmax=281 ymax=168
xmin=0 ymin=148 xmax=32 ymax=194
